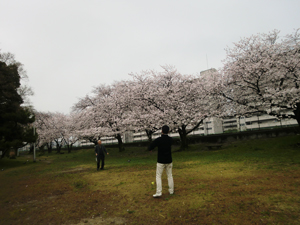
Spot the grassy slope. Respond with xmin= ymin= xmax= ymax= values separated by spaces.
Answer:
xmin=0 ymin=135 xmax=300 ymax=225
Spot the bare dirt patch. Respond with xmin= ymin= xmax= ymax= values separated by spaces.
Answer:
xmin=56 ymin=167 xmax=85 ymax=174
xmin=66 ymin=217 xmax=126 ymax=225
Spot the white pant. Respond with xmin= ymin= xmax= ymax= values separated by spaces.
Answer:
xmin=156 ymin=163 xmax=174 ymax=195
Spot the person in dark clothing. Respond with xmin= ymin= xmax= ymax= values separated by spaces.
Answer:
xmin=95 ymin=140 xmax=109 ymax=170
xmin=148 ymin=125 xmax=174 ymax=198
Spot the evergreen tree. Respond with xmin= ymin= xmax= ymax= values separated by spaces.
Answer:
xmin=0 ymin=59 xmax=36 ymax=158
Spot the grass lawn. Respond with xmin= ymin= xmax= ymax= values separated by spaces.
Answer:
xmin=1 ymin=135 xmax=300 ymax=225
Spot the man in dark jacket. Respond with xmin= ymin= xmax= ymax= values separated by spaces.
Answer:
xmin=95 ymin=140 xmax=109 ymax=170
xmin=148 ymin=125 xmax=174 ymax=197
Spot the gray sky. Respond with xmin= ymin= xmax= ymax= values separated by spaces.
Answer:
xmin=1 ymin=0 xmax=299 ymax=114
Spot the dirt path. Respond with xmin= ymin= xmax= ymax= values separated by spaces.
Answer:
xmin=66 ymin=217 xmax=126 ymax=225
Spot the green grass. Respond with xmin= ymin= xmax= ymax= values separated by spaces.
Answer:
xmin=1 ymin=135 xmax=300 ymax=224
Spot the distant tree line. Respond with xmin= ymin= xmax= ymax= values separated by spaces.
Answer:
xmin=1 ymin=29 xmax=299 ymax=156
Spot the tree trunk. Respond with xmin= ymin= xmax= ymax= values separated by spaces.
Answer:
xmin=67 ymin=144 xmax=73 ymax=153
xmin=89 ymin=137 xmax=99 ymax=146
xmin=67 ymin=144 xmax=71 ymax=153
xmin=293 ymin=103 xmax=300 ymax=128
xmin=178 ymin=125 xmax=188 ymax=150
xmin=47 ymin=143 xmax=52 ymax=153
xmin=39 ymin=144 xmax=45 ymax=154
xmin=29 ymin=143 xmax=34 ymax=154
xmin=146 ymin=129 xmax=153 ymax=143
xmin=0 ymin=148 xmax=8 ymax=159
xmin=115 ymin=134 xmax=125 ymax=152
xmin=56 ymin=143 xmax=61 ymax=154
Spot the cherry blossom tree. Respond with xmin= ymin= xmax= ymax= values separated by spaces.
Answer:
xmin=126 ymin=70 xmax=162 ymax=142
xmin=221 ymin=29 xmax=300 ymax=126
xmin=35 ymin=111 xmax=81 ymax=153
xmin=73 ymin=83 xmax=135 ymax=152
xmin=107 ymin=81 xmax=137 ymax=151
xmin=73 ymin=66 xmax=225 ymax=151
xmin=130 ymin=65 xmax=225 ymax=150
xmin=34 ymin=111 xmax=68 ymax=153
xmin=43 ymin=112 xmax=66 ymax=154
xmin=34 ymin=111 xmax=55 ymax=153
xmin=62 ymin=113 xmax=80 ymax=152
xmin=72 ymin=95 xmax=104 ymax=145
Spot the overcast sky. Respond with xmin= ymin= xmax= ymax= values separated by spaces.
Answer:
xmin=1 ymin=0 xmax=299 ymax=114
